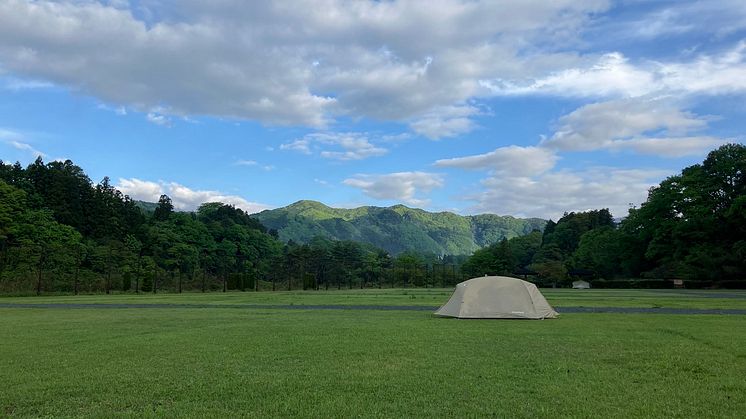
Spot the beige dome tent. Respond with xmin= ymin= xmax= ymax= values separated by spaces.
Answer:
xmin=435 ymin=276 xmax=558 ymax=319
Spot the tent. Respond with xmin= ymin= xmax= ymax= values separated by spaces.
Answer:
xmin=572 ymin=280 xmax=591 ymax=289
xmin=435 ymin=276 xmax=558 ymax=319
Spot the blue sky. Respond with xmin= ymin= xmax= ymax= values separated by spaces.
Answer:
xmin=1 ymin=0 xmax=744 ymax=219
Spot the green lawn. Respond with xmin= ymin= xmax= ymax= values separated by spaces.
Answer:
xmin=1 ymin=291 xmax=745 ymax=417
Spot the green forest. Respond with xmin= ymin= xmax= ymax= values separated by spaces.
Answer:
xmin=0 ymin=144 xmax=744 ymax=294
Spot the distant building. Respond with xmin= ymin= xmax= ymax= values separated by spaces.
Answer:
xmin=572 ymin=280 xmax=591 ymax=289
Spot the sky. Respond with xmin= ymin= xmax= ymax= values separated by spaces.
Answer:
xmin=1 ymin=0 xmax=745 ymax=220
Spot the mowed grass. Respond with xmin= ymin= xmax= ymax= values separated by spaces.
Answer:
xmin=1 ymin=291 xmax=746 ymax=417
xmin=4 ymin=287 xmax=746 ymax=309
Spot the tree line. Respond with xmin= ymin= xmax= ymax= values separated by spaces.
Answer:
xmin=0 ymin=158 xmax=468 ymax=295
xmin=1 ymin=143 xmax=743 ymax=294
xmin=461 ymin=144 xmax=746 ymax=288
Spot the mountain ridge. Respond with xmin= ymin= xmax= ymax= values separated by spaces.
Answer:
xmin=254 ymin=200 xmax=546 ymax=255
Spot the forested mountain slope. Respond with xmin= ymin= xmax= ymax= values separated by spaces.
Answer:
xmin=254 ymin=200 xmax=546 ymax=255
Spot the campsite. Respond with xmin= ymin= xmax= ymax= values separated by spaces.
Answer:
xmin=2 ymin=288 xmax=745 ymax=417
xmin=2 ymin=1 xmax=746 ymax=417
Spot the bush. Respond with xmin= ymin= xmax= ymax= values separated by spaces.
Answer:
xmin=717 ymin=280 xmax=746 ymax=289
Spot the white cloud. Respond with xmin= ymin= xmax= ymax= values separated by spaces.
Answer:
xmin=116 ymin=178 xmax=164 ymax=202
xmin=483 ymin=52 xmax=657 ymax=98
xmin=659 ymin=42 xmax=746 ymax=96
xmin=234 ymin=159 xmax=274 ymax=171
xmin=279 ymin=139 xmax=312 ymax=155
xmin=7 ymin=140 xmax=46 ymax=158
xmin=343 ymin=171 xmax=444 ymax=207
xmin=0 ymin=128 xmax=46 ymax=158
xmin=2 ymin=76 xmax=54 ymax=91
xmin=98 ymin=103 xmax=127 ymax=115
xmin=115 ymin=177 xmax=271 ymax=214
xmin=409 ymin=105 xmax=480 ymax=139
xmin=541 ymin=97 xmax=729 ymax=157
xmin=484 ymin=43 xmax=746 ymax=100
xmin=0 ymin=0 xmax=609 ymax=128
xmin=435 ymin=145 xmax=558 ymax=177
xmin=468 ymin=168 xmax=669 ymax=220
xmin=146 ymin=112 xmax=171 ymax=127
xmin=282 ymin=132 xmax=387 ymax=160
xmin=618 ymin=0 xmax=746 ymax=39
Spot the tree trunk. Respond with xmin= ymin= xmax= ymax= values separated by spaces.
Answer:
xmin=106 ymin=246 xmax=113 ymax=295
xmin=36 ymin=258 xmax=44 ymax=296
xmin=135 ymin=254 xmax=142 ymax=294
xmin=223 ymin=273 xmax=227 ymax=292
xmin=74 ymin=263 xmax=80 ymax=295
xmin=106 ymin=267 xmax=111 ymax=295
xmin=178 ymin=270 xmax=183 ymax=294
xmin=153 ymin=266 xmax=157 ymax=294
xmin=202 ymin=269 xmax=206 ymax=293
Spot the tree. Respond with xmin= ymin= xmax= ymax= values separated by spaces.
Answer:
xmin=621 ymin=144 xmax=746 ymax=280
xmin=569 ymin=227 xmax=622 ymax=279
xmin=153 ymin=194 xmax=174 ymax=221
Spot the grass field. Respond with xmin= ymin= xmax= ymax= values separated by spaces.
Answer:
xmin=4 ymin=288 xmax=746 ymax=309
xmin=2 ymin=289 xmax=746 ymax=417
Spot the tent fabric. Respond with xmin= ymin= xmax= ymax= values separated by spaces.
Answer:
xmin=435 ymin=276 xmax=558 ymax=319
xmin=572 ymin=280 xmax=591 ymax=289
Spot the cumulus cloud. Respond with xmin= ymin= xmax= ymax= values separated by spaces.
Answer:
xmin=469 ymin=168 xmax=669 ymax=220
xmin=409 ymin=105 xmax=480 ymax=139
xmin=115 ymin=177 xmax=270 ymax=214
xmin=659 ymin=42 xmax=746 ymax=96
xmin=116 ymin=178 xmax=163 ymax=202
xmin=541 ymin=98 xmax=729 ymax=157
xmin=281 ymin=132 xmax=387 ymax=160
xmin=484 ymin=43 xmax=746 ymax=100
xmin=343 ymin=171 xmax=444 ymax=207
xmin=482 ymin=52 xmax=657 ymax=98
xmin=0 ymin=0 xmax=609 ymax=129
xmin=435 ymin=145 xmax=558 ymax=177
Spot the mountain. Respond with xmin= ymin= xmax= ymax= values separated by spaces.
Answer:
xmin=253 ymin=200 xmax=546 ymax=255
xmin=134 ymin=200 xmax=159 ymax=213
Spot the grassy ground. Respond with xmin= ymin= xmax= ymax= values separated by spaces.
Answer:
xmin=1 ymin=290 xmax=745 ymax=417
xmin=3 ymin=287 xmax=746 ymax=309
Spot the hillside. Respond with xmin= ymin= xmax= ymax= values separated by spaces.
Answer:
xmin=253 ymin=200 xmax=546 ymax=255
